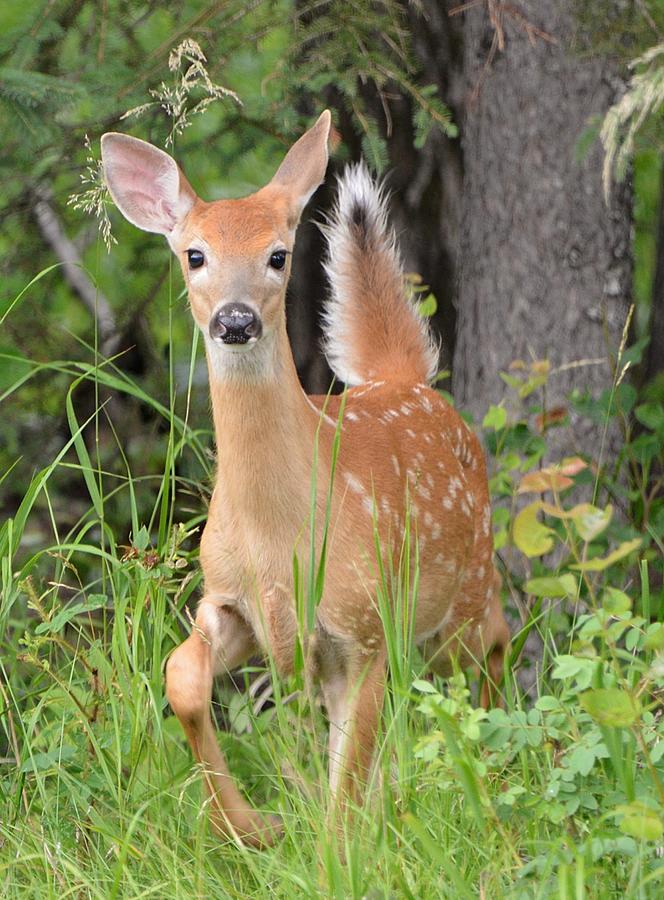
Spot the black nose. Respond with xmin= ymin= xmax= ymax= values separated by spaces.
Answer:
xmin=209 ymin=303 xmax=262 ymax=345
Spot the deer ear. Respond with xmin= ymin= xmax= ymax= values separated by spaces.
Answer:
xmin=101 ymin=133 xmax=196 ymax=235
xmin=269 ymin=111 xmax=331 ymax=221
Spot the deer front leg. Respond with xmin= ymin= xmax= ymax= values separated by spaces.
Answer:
xmin=165 ymin=600 xmax=281 ymax=847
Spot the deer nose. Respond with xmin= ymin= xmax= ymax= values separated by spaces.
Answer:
xmin=210 ymin=303 xmax=262 ymax=344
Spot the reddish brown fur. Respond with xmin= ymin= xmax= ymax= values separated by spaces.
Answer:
xmin=334 ymin=227 xmax=434 ymax=384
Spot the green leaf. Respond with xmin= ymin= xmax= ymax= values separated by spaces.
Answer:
xmin=644 ymin=623 xmax=664 ymax=651
xmin=617 ymin=802 xmax=664 ymax=841
xmin=412 ymin=679 xmax=438 ymax=694
xmin=35 ymin=595 xmax=108 ymax=634
xmin=602 ymin=587 xmax=632 ymax=615
xmin=634 ymin=402 xmax=664 ymax=434
xmin=21 ymin=745 xmax=77 ymax=773
xmin=416 ymin=293 xmax=437 ymax=318
xmin=579 ymin=688 xmax=641 ymax=727
xmin=513 ymin=502 xmax=556 ymax=557
xmin=570 ymin=503 xmax=613 ymax=541
xmin=525 ymin=574 xmax=576 ymax=598
xmin=567 ymin=745 xmax=596 ymax=776
xmin=482 ymin=405 xmax=507 ymax=431
xmin=571 ymin=538 xmax=641 ymax=572
xmin=133 ymin=525 xmax=150 ymax=552
xmin=535 ymin=695 xmax=560 ymax=711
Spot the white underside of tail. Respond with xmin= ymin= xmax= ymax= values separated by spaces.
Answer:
xmin=320 ymin=161 xmax=439 ymax=386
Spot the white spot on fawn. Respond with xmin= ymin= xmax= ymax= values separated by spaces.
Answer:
xmin=345 ymin=472 xmax=365 ymax=495
xmin=482 ymin=504 xmax=491 ymax=536
xmin=418 ymin=485 xmax=432 ymax=501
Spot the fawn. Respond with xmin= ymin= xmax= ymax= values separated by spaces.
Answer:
xmin=101 ymin=111 xmax=510 ymax=847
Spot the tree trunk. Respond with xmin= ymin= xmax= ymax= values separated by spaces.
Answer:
xmin=644 ymin=159 xmax=664 ymax=387
xmin=454 ymin=1 xmax=632 ymax=451
xmin=287 ymin=0 xmax=464 ymax=394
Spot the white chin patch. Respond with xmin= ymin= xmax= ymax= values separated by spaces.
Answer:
xmin=204 ymin=331 xmax=276 ymax=382
xmin=211 ymin=336 xmax=259 ymax=350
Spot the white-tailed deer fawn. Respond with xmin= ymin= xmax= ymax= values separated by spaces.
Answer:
xmin=101 ymin=111 xmax=509 ymax=847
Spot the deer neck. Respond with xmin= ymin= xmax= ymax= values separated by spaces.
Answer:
xmin=205 ymin=316 xmax=323 ymax=522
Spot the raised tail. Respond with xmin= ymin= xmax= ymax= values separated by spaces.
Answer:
xmin=320 ymin=162 xmax=439 ymax=387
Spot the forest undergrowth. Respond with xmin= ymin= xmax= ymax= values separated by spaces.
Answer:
xmin=1 ymin=261 xmax=663 ymax=898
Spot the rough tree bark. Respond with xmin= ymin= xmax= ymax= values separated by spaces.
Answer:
xmin=644 ymin=160 xmax=664 ymax=387
xmin=454 ymin=1 xmax=632 ymax=451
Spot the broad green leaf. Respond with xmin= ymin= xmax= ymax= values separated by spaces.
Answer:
xmin=535 ymin=695 xmax=560 ymax=711
xmin=579 ymin=688 xmax=641 ymax=727
xmin=21 ymin=745 xmax=76 ymax=773
xmin=602 ymin=587 xmax=632 ymax=615
xmin=482 ymin=404 xmax=507 ymax=431
xmin=567 ymin=745 xmax=596 ymax=776
xmin=572 ymin=538 xmax=641 ymax=572
xmin=133 ymin=525 xmax=150 ymax=552
xmin=513 ymin=502 xmax=555 ymax=557
xmin=634 ymin=402 xmax=664 ymax=433
xmin=537 ymin=502 xmax=612 ymax=541
xmin=525 ymin=574 xmax=576 ymax=598
xmin=644 ymin=623 xmax=664 ymax=651
xmin=617 ymin=803 xmax=664 ymax=841
xmin=412 ymin=679 xmax=438 ymax=694
xmin=569 ymin=503 xmax=613 ymax=541
xmin=416 ymin=293 xmax=437 ymax=318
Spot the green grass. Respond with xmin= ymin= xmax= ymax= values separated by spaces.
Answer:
xmin=2 ymin=271 xmax=664 ymax=898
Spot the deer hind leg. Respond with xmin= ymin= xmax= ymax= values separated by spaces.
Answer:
xmin=321 ymin=652 xmax=386 ymax=816
xmin=418 ymin=600 xmax=510 ymax=708
xmin=165 ymin=600 xmax=281 ymax=847
xmin=478 ymin=584 xmax=511 ymax=709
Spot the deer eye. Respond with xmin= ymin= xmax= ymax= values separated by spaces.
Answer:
xmin=269 ymin=250 xmax=287 ymax=271
xmin=187 ymin=249 xmax=205 ymax=269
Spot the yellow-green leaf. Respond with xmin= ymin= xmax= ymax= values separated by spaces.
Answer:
xmin=602 ymin=587 xmax=632 ymax=615
xmin=569 ymin=503 xmax=613 ymax=541
xmin=525 ymin=575 xmax=576 ymax=598
xmin=571 ymin=538 xmax=641 ymax=572
xmin=579 ymin=688 xmax=641 ymax=727
xmin=513 ymin=502 xmax=556 ymax=558
xmin=482 ymin=405 xmax=507 ymax=431
xmin=644 ymin=623 xmax=664 ymax=651
xmin=617 ymin=802 xmax=664 ymax=841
